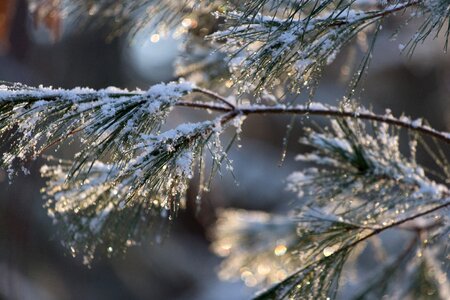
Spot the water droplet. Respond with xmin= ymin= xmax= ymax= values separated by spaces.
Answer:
xmin=70 ymin=246 xmax=77 ymax=257
xmin=274 ymin=244 xmax=287 ymax=256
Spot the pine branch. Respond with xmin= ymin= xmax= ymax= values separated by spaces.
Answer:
xmin=0 ymin=81 xmax=196 ymax=178
xmin=2 ymin=83 xmax=449 ymax=173
xmin=211 ymin=107 xmax=450 ymax=299
xmin=40 ymin=119 xmax=221 ymax=264
xmin=251 ymin=200 xmax=450 ymax=299
xmin=1 ymin=74 xmax=449 ymax=296
xmin=208 ymin=0 xmax=450 ymax=94
xmin=209 ymin=0 xmax=422 ymax=92
xmin=1 ymin=1 xmax=450 ymax=298
xmin=183 ymin=86 xmax=450 ymax=298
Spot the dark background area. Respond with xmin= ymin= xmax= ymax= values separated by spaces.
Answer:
xmin=0 ymin=4 xmax=449 ymax=300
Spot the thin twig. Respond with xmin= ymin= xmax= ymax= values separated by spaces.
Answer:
xmin=176 ymin=101 xmax=450 ymax=145
xmin=192 ymin=87 xmax=236 ymax=109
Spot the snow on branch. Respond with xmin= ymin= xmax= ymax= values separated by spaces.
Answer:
xmin=0 ymin=81 xmax=194 ymax=179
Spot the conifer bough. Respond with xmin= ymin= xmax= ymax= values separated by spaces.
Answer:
xmin=1 ymin=0 xmax=450 ymax=299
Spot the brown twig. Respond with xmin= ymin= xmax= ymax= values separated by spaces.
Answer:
xmin=175 ymin=100 xmax=450 ymax=145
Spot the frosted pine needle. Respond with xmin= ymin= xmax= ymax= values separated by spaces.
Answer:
xmin=0 ymin=81 xmax=194 ymax=179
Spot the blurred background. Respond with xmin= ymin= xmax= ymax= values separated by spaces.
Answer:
xmin=0 ymin=1 xmax=449 ymax=299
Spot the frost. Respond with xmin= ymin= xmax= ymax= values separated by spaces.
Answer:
xmin=176 ymin=150 xmax=195 ymax=178
xmin=411 ymin=118 xmax=423 ymax=128
xmin=146 ymin=81 xmax=195 ymax=100
xmin=0 ymin=81 xmax=194 ymax=176
xmin=295 ymin=59 xmax=314 ymax=74
xmin=231 ymin=114 xmax=247 ymax=134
